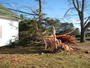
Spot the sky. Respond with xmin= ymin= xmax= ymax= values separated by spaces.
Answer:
xmin=0 ymin=0 xmax=90 ymax=29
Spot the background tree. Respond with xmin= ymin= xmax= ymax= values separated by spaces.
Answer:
xmin=57 ymin=23 xmax=74 ymax=35
xmin=19 ymin=16 xmax=38 ymax=45
xmin=67 ymin=0 xmax=90 ymax=42
xmin=43 ymin=17 xmax=61 ymax=34
xmin=71 ymin=28 xmax=80 ymax=36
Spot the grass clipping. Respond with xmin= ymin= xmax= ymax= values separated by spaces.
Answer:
xmin=42 ymin=26 xmax=78 ymax=52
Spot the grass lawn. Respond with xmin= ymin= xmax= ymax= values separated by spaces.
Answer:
xmin=0 ymin=41 xmax=90 ymax=68
xmin=86 ymin=36 xmax=90 ymax=38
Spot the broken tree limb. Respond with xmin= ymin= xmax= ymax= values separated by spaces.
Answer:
xmin=42 ymin=26 xmax=77 ymax=52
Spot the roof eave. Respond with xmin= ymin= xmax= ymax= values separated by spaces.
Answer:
xmin=0 ymin=15 xmax=19 ymax=21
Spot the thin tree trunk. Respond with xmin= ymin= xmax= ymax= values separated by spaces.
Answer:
xmin=38 ymin=0 xmax=42 ymax=30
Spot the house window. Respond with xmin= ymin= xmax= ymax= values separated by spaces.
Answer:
xmin=0 ymin=25 xmax=2 ymax=38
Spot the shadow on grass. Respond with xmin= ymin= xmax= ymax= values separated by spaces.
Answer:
xmin=0 ymin=45 xmax=51 ymax=54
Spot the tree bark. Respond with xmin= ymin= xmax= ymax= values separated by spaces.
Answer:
xmin=80 ymin=24 xmax=85 ymax=42
xmin=38 ymin=0 xmax=42 ymax=30
xmin=78 ymin=11 xmax=85 ymax=42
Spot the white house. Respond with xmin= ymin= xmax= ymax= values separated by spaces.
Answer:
xmin=0 ymin=5 xmax=19 ymax=47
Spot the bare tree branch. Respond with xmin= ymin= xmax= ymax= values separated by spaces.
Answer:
xmin=72 ymin=0 xmax=80 ymax=12
xmin=63 ymin=7 xmax=74 ymax=18
xmin=84 ymin=16 xmax=90 ymax=25
xmin=24 ymin=7 xmax=39 ymax=15
xmin=76 ymin=0 xmax=79 ymax=9
xmin=81 ymin=0 xmax=85 ymax=12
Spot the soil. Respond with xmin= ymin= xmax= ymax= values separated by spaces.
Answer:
xmin=72 ymin=41 xmax=90 ymax=50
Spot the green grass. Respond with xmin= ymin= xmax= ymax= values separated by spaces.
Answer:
xmin=86 ymin=37 xmax=90 ymax=40
xmin=0 ymin=45 xmax=90 ymax=68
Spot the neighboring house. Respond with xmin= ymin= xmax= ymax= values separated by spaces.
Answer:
xmin=0 ymin=5 xmax=19 ymax=47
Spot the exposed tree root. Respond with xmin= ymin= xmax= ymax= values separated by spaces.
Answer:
xmin=42 ymin=26 xmax=78 ymax=52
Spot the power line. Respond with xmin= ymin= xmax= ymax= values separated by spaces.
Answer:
xmin=8 ymin=8 xmax=39 ymax=16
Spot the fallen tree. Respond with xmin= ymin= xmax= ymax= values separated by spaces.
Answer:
xmin=42 ymin=26 xmax=78 ymax=52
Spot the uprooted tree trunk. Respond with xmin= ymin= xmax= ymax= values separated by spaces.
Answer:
xmin=42 ymin=26 xmax=77 ymax=52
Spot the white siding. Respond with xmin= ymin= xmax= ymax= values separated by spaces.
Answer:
xmin=0 ymin=25 xmax=2 ymax=38
xmin=0 ymin=18 xmax=19 ymax=47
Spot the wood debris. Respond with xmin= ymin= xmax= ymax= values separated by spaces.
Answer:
xmin=42 ymin=26 xmax=78 ymax=52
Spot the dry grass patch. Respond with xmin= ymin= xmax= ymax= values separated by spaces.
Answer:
xmin=0 ymin=41 xmax=90 ymax=68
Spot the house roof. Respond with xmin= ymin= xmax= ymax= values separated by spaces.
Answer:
xmin=0 ymin=4 xmax=19 ymax=20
